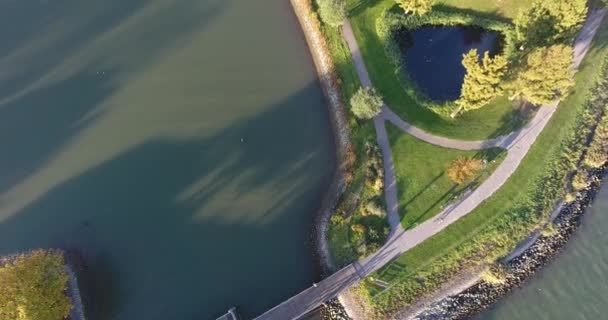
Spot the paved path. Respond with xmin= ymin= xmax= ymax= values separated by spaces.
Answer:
xmin=253 ymin=9 xmax=606 ymax=320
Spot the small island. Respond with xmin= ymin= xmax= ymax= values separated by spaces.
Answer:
xmin=0 ymin=249 xmax=85 ymax=320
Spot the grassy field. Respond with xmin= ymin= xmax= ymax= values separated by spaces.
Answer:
xmin=345 ymin=0 xmax=531 ymax=140
xmin=361 ymin=14 xmax=608 ymax=314
xmin=387 ymin=125 xmax=505 ymax=229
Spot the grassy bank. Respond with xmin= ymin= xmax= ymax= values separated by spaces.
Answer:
xmin=318 ymin=14 xmax=391 ymax=268
xmin=387 ymin=125 xmax=506 ymax=229
xmin=345 ymin=0 xmax=528 ymax=140
xmin=361 ymin=16 xmax=608 ymax=315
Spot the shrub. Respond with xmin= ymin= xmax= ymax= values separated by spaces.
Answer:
xmin=351 ymin=223 xmax=367 ymax=235
xmin=330 ymin=214 xmax=346 ymax=226
xmin=395 ymin=0 xmax=435 ymax=16
xmin=316 ymin=0 xmax=346 ymax=27
xmin=510 ymin=45 xmax=574 ymax=106
xmin=0 ymin=250 xmax=72 ymax=320
xmin=363 ymin=201 xmax=387 ymax=218
xmin=447 ymin=157 xmax=484 ymax=184
xmin=571 ymin=170 xmax=590 ymax=190
xmin=350 ymin=87 xmax=384 ymax=119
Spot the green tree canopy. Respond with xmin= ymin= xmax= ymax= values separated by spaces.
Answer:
xmin=395 ymin=0 xmax=435 ymax=16
xmin=515 ymin=0 xmax=587 ymax=46
xmin=510 ymin=45 xmax=574 ymax=106
xmin=454 ymin=49 xmax=508 ymax=116
xmin=316 ymin=0 xmax=346 ymax=27
xmin=350 ymin=87 xmax=384 ymax=119
xmin=0 ymin=250 xmax=72 ymax=320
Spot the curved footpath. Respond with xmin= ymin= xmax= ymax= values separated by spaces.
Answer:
xmin=252 ymin=9 xmax=606 ymax=320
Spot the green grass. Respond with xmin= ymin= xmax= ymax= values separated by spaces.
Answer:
xmin=328 ymin=222 xmax=357 ymax=266
xmin=345 ymin=0 xmax=530 ymax=140
xmin=362 ymin=17 xmax=608 ymax=313
xmin=387 ymin=124 xmax=506 ymax=229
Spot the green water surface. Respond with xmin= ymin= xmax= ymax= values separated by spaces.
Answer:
xmin=0 ymin=1 xmax=335 ymax=319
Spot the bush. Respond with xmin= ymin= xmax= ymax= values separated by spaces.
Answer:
xmin=363 ymin=201 xmax=387 ymax=218
xmin=316 ymin=0 xmax=346 ymax=27
xmin=395 ymin=0 xmax=435 ymax=16
xmin=351 ymin=223 xmax=367 ymax=233
xmin=571 ymin=170 xmax=590 ymax=190
xmin=350 ymin=87 xmax=384 ymax=119
xmin=330 ymin=214 xmax=346 ymax=226
xmin=0 ymin=250 xmax=72 ymax=320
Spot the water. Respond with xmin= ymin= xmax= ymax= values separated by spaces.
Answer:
xmin=476 ymin=180 xmax=608 ymax=320
xmin=399 ymin=26 xmax=500 ymax=101
xmin=0 ymin=1 xmax=335 ymax=319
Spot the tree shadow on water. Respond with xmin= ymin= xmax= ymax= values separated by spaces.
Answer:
xmin=0 ymin=80 xmax=336 ymax=320
xmin=0 ymin=0 xmax=227 ymax=197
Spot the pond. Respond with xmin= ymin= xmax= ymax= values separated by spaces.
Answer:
xmin=399 ymin=26 xmax=502 ymax=101
xmin=0 ymin=0 xmax=335 ymax=319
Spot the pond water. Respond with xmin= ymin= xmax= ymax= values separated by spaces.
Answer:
xmin=475 ymin=180 xmax=608 ymax=320
xmin=399 ymin=26 xmax=501 ymax=101
xmin=0 ymin=1 xmax=335 ymax=319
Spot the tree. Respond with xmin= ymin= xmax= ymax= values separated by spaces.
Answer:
xmin=316 ymin=0 xmax=346 ymax=27
xmin=510 ymin=45 xmax=574 ymax=106
xmin=453 ymin=49 xmax=508 ymax=117
xmin=350 ymin=87 xmax=384 ymax=119
xmin=447 ymin=157 xmax=483 ymax=184
xmin=396 ymin=0 xmax=435 ymax=16
xmin=0 ymin=250 xmax=72 ymax=320
xmin=515 ymin=0 xmax=587 ymax=46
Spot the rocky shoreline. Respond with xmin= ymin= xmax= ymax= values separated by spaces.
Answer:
xmin=319 ymin=167 xmax=607 ymax=320
xmin=289 ymin=0 xmax=353 ymax=274
xmin=65 ymin=251 xmax=89 ymax=320
xmin=411 ymin=166 xmax=607 ymax=320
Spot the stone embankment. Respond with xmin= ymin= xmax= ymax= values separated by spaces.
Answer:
xmin=64 ymin=251 xmax=89 ymax=320
xmin=290 ymin=0 xmax=353 ymax=274
xmin=412 ymin=166 xmax=607 ymax=320
xmin=320 ymin=298 xmax=352 ymax=320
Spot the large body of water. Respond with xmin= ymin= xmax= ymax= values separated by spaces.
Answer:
xmin=476 ymin=180 xmax=608 ymax=320
xmin=0 ymin=1 xmax=335 ymax=319
xmin=400 ymin=27 xmax=500 ymax=101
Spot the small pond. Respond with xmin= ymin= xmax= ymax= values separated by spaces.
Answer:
xmin=399 ymin=26 xmax=502 ymax=101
